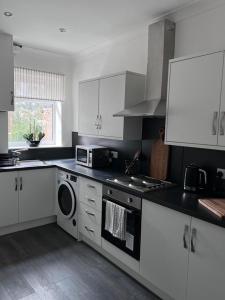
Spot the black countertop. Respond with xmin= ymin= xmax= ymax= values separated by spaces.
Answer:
xmin=1 ymin=158 xmax=225 ymax=229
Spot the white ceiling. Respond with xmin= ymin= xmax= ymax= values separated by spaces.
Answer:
xmin=0 ymin=0 xmax=198 ymax=55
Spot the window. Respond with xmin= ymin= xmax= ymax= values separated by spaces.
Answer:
xmin=9 ymin=67 xmax=65 ymax=148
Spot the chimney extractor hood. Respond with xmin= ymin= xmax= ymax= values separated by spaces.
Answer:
xmin=114 ymin=19 xmax=175 ymax=117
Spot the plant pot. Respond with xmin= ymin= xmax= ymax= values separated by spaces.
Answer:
xmin=27 ymin=140 xmax=41 ymax=147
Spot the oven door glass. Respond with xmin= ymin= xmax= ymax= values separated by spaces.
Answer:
xmin=101 ymin=198 xmax=141 ymax=260
xmin=77 ymin=148 xmax=88 ymax=164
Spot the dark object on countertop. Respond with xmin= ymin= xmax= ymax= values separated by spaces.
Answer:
xmin=199 ymin=198 xmax=225 ymax=219
xmin=184 ymin=164 xmax=207 ymax=193
xmin=0 ymin=153 xmax=17 ymax=167
xmin=149 ymin=128 xmax=169 ymax=180
xmin=125 ymin=150 xmax=141 ymax=175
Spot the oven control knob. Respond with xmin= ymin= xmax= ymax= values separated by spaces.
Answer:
xmin=127 ymin=197 xmax=133 ymax=203
xmin=107 ymin=190 xmax=112 ymax=195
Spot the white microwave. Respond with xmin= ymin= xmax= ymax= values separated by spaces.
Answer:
xmin=75 ymin=145 xmax=110 ymax=168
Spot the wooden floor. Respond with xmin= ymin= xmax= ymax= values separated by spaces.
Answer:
xmin=0 ymin=223 xmax=159 ymax=300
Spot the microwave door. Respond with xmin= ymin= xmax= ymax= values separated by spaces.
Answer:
xmin=77 ymin=148 xmax=88 ymax=165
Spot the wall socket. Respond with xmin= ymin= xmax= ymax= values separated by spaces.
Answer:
xmin=110 ymin=151 xmax=118 ymax=159
xmin=217 ymin=168 xmax=225 ymax=179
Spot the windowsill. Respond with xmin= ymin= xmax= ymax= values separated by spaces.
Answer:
xmin=8 ymin=145 xmax=70 ymax=150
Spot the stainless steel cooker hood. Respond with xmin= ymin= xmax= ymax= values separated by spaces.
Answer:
xmin=114 ymin=19 xmax=175 ymax=117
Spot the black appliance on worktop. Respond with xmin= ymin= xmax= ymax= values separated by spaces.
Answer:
xmin=184 ymin=164 xmax=208 ymax=193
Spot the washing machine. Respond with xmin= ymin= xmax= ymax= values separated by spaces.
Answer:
xmin=57 ymin=170 xmax=79 ymax=239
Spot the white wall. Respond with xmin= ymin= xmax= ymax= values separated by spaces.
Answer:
xmin=72 ymin=31 xmax=148 ymax=131
xmin=14 ymin=46 xmax=73 ymax=147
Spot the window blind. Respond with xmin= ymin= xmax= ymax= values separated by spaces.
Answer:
xmin=14 ymin=67 xmax=65 ymax=102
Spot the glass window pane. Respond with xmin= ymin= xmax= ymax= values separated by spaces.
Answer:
xmin=8 ymin=100 xmax=55 ymax=147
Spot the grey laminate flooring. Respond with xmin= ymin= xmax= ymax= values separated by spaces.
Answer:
xmin=0 ymin=224 xmax=159 ymax=300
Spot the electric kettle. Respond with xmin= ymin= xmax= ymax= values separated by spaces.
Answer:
xmin=184 ymin=164 xmax=207 ymax=192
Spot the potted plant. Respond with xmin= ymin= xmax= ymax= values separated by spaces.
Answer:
xmin=23 ymin=120 xmax=45 ymax=147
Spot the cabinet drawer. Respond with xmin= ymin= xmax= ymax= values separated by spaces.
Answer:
xmin=79 ymin=210 xmax=101 ymax=246
xmin=79 ymin=178 xmax=102 ymax=212
xmin=79 ymin=202 xmax=101 ymax=226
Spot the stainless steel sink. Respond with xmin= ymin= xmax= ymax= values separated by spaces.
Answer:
xmin=16 ymin=160 xmax=47 ymax=167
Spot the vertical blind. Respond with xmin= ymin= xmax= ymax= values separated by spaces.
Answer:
xmin=14 ymin=67 xmax=65 ymax=101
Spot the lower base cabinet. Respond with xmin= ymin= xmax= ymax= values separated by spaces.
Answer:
xmin=186 ymin=218 xmax=225 ymax=300
xmin=19 ymin=169 xmax=55 ymax=222
xmin=0 ymin=169 xmax=55 ymax=229
xmin=0 ymin=172 xmax=19 ymax=227
xmin=141 ymin=200 xmax=225 ymax=300
xmin=140 ymin=200 xmax=191 ymax=300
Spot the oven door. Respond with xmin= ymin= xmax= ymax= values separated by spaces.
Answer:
xmin=101 ymin=198 xmax=141 ymax=260
xmin=76 ymin=147 xmax=89 ymax=166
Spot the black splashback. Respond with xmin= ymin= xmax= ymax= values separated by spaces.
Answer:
xmin=9 ymin=147 xmax=74 ymax=161
xmin=142 ymin=118 xmax=225 ymax=189
xmin=73 ymin=132 xmax=141 ymax=172
xmin=73 ymin=118 xmax=225 ymax=187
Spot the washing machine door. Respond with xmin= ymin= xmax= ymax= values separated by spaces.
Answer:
xmin=58 ymin=181 xmax=76 ymax=219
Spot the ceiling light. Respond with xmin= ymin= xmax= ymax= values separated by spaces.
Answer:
xmin=59 ymin=28 xmax=66 ymax=33
xmin=4 ymin=11 xmax=13 ymax=17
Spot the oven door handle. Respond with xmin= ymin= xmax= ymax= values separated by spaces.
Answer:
xmin=102 ymin=198 xmax=136 ymax=214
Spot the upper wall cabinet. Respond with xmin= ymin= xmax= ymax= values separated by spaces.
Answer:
xmin=0 ymin=33 xmax=14 ymax=111
xmin=78 ymin=71 xmax=145 ymax=140
xmin=165 ymin=51 xmax=225 ymax=150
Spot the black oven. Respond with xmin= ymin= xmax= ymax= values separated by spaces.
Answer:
xmin=101 ymin=185 xmax=142 ymax=260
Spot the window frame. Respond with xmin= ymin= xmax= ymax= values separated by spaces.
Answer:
xmin=8 ymin=98 xmax=60 ymax=148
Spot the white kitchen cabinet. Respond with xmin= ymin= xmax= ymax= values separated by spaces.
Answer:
xmin=166 ymin=51 xmax=224 ymax=147
xmin=99 ymin=74 xmax=125 ymax=138
xmin=78 ymin=80 xmax=99 ymax=136
xmin=187 ymin=218 xmax=225 ymax=300
xmin=218 ymin=64 xmax=225 ymax=147
xmin=140 ymin=200 xmax=191 ymax=300
xmin=78 ymin=71 xmax=145 ymax=140
xmin=19 ymin=169 xmax=55 ymax=222
xmin=0 ymin=172 xmax=19 ymax=227
xmin=79 ymin=177 xmax=102 ymax=246
xmin=0 ymin=33 xmax=14 ymax=111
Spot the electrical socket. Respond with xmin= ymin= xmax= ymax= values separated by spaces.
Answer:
xmin=217 ymin=168 xmax=225 ymax=179
xmin=110 ymin=151 xmax=118 ymax=159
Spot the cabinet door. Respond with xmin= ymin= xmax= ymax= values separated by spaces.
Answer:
xmin=166 ymin=52 xmax=224 ymax=146
xmin=99 ymin=75 xmax=125 ymax=138
xmin=0 ymin=33 xmax=14 ymax=111
xmin=78 ymin=80 xmax=99 ymax=136
xmin=0 ymin=172 xmax=19 ymax=227
xmin=218 ymin=59 xmax=225 ymax=146
xmin=19 ymin=169 xmax=55 ymax=222
xmin=187 ymin=218 xmax=225 ymax=300
xmin=140 ymin=200 xmax=191 ymax=300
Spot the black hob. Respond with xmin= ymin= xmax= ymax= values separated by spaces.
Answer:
xmin=107 ymin=175 xmax=175 ymax=193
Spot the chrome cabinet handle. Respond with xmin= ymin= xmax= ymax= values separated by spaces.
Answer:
xmin=191 ymin=228 xmax=197 ymax=253
xmin=15 ymin=177 xmax=18 ymax=191
xmin=10 ymin=91 xmax=14 ymax=106
xmin=220 ymin=111 xmax=225 ymax=135
xmin=98 ymin=115 xmax=102 ymax=130
xmin=20 ymin=177 xmax=23 ymax=191
xmin=212 ymin=111 xmax=218 ymax=135
xmin=94 ymin=115 xmax=99 ymax=129
xmin=183 ymin=225 xmax=189 ymax=249
xmin=85 ymin=226 xmax=94 ymax=233
xmin=87 ymin=198 xmax=95 ymax=203
xmin=87 ymin=184 xmax=95 ymax=189
xmin=85 ymin=210 xmax=95 ymax=216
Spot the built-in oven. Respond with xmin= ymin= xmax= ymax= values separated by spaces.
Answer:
xmin=101 ymin=185 xmax=142 ymax=260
